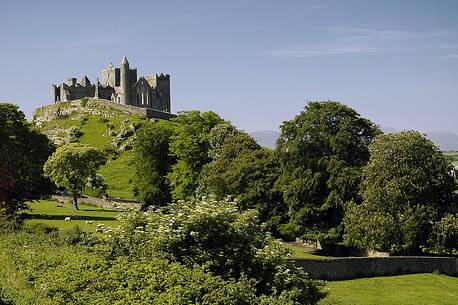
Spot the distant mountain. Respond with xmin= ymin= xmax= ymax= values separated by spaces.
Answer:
xmin=250 ymin=130 xmax=280 ymax=149
xmin=382 ymin=127 xmax=458 ymax=151
xmin=250 ymin=128 xmax=458 ymax=151
xmin=425 ymin=131 xmax=458 ymax=151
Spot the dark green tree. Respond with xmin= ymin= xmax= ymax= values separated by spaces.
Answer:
xmin=199 ymin=132 xmax=286 ymax=232
xmin=132 ymin=122 xmax=176 ymax=209
xmin=44 ymin=143 xmax=106 ymax=210
xmin=0 ymin=103 xmax=54 ymax=213
xmin=276 ymin=101 xmax=380 ymax=243
xmin=344 ymin=131 xmax=456 ymax=254
xmin=167 ymin=111 xmax=225 ymax=200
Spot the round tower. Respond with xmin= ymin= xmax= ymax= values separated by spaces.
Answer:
xmin=120 ymin=56 xmax=130 ymax=105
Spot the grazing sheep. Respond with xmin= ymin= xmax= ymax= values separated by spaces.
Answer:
xmin=85 ymin=221 xmax=93 ymax=225
xmin=96 ymin=224 xmax=104 ymax=233
xmin=64 ymin=217 xmax=71 ymax=221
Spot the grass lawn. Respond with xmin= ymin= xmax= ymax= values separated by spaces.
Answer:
xmin=320 ymin=273 xmax=458 ymax=305
xmin=286 ymin=243 xmax=327 ymax=259
xmin=22 ymin=199 xmax=120 ymax=232
xmin=99 ymin=151 xmax=136 ymax=199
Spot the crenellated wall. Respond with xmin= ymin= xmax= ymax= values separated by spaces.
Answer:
xmin=52 ymin=58 xmax=171 ymax=113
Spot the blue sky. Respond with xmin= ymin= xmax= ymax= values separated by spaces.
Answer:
xmin=1 ymin=0 xmax=458 ymax=132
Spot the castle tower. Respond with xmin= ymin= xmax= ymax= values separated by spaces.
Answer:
xmin=120 ymin=56 xmax=130 ymax=105
xmin=95 ymin=78 xmax=100 ymax=99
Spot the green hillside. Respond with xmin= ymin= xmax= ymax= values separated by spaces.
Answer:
xmin=33 ymin=99 xmax=173 ymax=199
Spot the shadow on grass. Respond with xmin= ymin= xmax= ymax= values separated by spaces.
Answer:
xmin=22 ymin=214 xmax=117 ymax=221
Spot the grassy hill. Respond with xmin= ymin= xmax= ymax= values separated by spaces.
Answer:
xmin=33 ymin=99 xmax=173 ymax=199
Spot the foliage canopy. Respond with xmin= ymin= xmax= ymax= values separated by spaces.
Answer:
xmin=199 ymin=131 xmax=286 ymax=232
xmin=132 ymin=122 xmax=176 ymax=209
xmin=344 ymin=131 xmax=456 ymax=254
xmin=44 ymin=143 xmax=106 ymax=209
xmin=276 ymin=101 xmax=379 ymax=242
xmin=0 ymin=103 xmax=54 ymax=213
xmin=167 ymin=111 xmax=225 ymax=200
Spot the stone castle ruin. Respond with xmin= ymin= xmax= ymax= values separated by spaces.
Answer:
xmin=52 ymin=57 xmax=171 ymax=113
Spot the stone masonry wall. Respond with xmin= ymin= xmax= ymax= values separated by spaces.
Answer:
xmin=293 ymin=256 xmax=458 ymax=280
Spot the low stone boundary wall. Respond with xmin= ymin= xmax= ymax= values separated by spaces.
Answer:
xmin=293 ymin=257 xmax=458 ymax=280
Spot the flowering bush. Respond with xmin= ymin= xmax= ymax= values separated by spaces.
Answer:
xmin=103 ymin=197 xmax=326 ymax=303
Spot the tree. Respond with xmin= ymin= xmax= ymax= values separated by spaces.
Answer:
xmin=0 ymin=103 xmax=54 ymax=214
xmin=44 ymin=143 xmax=106 ymax=210
xmin=199 ymin=132 xmax=287 ymax=233
xmin=132 ymin=122 xmax=176 ymax=209
xmin=276 ymin=101 xmax=379 ymax=242
xmin=206 ymin=122 xmax=239 ymax=159
xmin=344 ymin=131 xmax=456 ymax=254
xmin=167 ymin=111 xmax=225 ymax=200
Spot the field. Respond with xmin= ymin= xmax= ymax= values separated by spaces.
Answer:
xmin=22 ymin=199 xmax=119 ymax=232
xmin=320 ymin=273 xmax=458 ymax=305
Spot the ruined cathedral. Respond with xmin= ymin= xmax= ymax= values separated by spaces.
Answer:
xmin=51 ymin=57 xmax=171 ymax=113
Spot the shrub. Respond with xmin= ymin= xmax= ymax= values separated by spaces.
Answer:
xmin=428 ymin=214 xmax=458 ymax=254
xmin=58 ymin=226 xmax=96 ymax=246
xmin=104 ymin=197 xmax=326 ymax=303
xmin=0 ymin=229 xmax=325 ymax=305
xmin=24 ymin=222 xmax=56 ymax=234
xmin=67 ymin=126 xmax=83 ymax=143
xmin=98 ymin=117 xmax=109 ymax=123
xmin=0 ymin=211 xmax=22 ymax=233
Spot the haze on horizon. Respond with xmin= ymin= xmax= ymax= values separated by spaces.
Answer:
xmin=1 ymin=0 xmax=457 ymax=134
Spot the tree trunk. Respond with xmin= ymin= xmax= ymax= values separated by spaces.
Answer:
xmin=72 ymin=194 xmax=79 ymax=210
xmin=0 ymin=192 xmax=6 ymax=210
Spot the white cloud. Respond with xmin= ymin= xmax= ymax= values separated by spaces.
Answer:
xmin=441 ymin=54 xmax=458 ymax=58
xmin=265 ymin=26 xmax=457 ymax=58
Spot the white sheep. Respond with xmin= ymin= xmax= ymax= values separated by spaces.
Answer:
xmin=64 ymin=217 xmax=71 ymax=221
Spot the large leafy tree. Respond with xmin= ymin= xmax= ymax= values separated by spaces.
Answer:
xmin=344 ymin=131 xmax=456 ymax=254
xmin=44 ymin=143 xmax=106 ymax=210
xmin=132 ymin=122 xmax=176 ymax=209
xmin=199 ymin=132 xmax=286 ymax=232
xmin=276 ymin=101 xmax=379 ymax=242
xmin=167 ymin=111 xmax=225 ymax=200
xmin=0 ymin=103 xmax=54 ymax=213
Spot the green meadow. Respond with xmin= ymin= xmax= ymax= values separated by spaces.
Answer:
xmin=320 ymin=273 xmax=458 ymax=305
xmin=22 ymin=199 xmax=119 ymax=232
